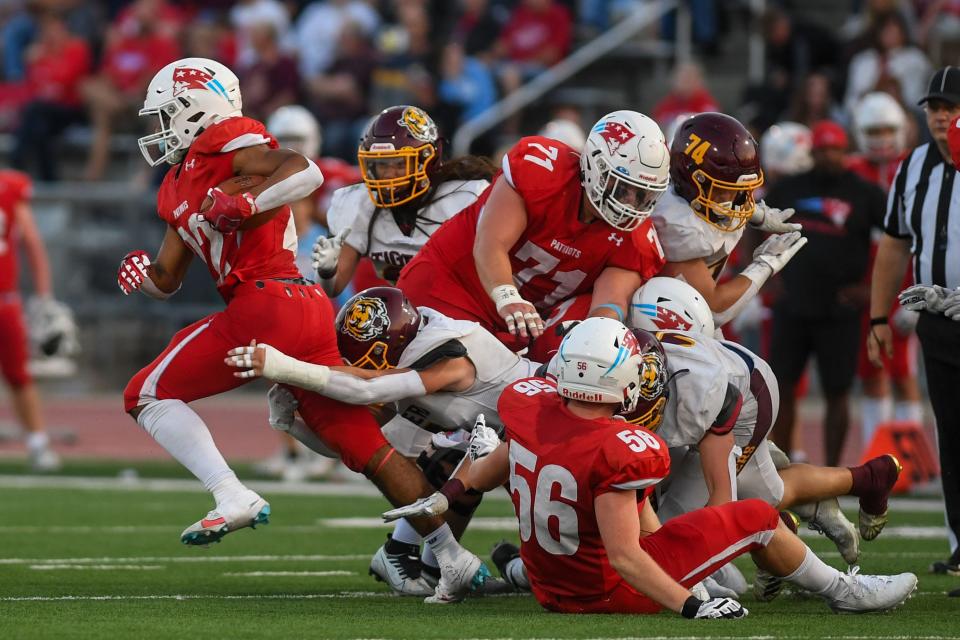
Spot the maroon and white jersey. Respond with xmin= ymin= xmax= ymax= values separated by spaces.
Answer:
xmin=0 ymin=170 xmax=31 ymax=294
xmin=403 ymin=136 xmax=665 ymax=315
xmin=156 ymin=116 xmax=299 ymax=300
xmin=499 ymin=376 xmax=670 ymax=602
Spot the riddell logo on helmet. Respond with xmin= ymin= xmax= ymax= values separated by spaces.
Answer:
xmin=561 ymin=388 xmax=604 ymax=402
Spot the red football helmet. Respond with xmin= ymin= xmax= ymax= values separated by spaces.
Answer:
xmin=357 ymin=105 xmax=441 ymax=208
xmin=618 ymin=328 xmax=670 ymax=430
xmin=335 ymin=287 xmax=422 ymax=370
xmin=670 ymin=112 xmax=764 ymax=231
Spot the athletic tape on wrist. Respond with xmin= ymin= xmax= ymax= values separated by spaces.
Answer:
xmin=491 ymin=284 xmax=524 ymax=313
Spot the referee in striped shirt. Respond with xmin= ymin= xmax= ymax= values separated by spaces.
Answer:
xmin=869 ymin=67 xmax=960 ymax=585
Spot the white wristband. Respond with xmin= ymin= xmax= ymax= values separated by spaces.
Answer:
xmin=261 ymin=345 xmax=331 ymax=390
xmin=491 ymin=284 xmax=524 ymax=312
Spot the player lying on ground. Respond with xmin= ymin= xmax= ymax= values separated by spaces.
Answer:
xmin=119 ymin=57 xmax=490 ymax=604
xmin=226 ymin=286 xmax=537 ymax=596
xmin=384 ymin=318 xmax=918 ymax=615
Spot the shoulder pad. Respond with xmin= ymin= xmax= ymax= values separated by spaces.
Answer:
xmin=407 ymin=339 xmax=468 ymax=371
xmin=192 ymin=117 xmax=276 ymax=155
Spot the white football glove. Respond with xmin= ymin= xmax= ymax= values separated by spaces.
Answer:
xmin=944 ymin=289 xmax=960 ymax=321
xmin=750 ymin=231 xmax=808 ymax=275
xmin=702 ymin=576 xmax=740 ymax=599
xmin=898 ymin=283 xmax=955 ymax=315
xmin=467 ymin=414 xmax=500 ymax=461
xmin=382 ymin=491 xmax=449 ymax=522
xmin=267 ymin=384 xmax=298 ymax=432
xmin=311 ymin=228 xmax=350 ymax=279
xmin=750 ymin=200 xmax=801 ymax=233
xmin=693 ymin=597 xmax=748 ymax=619
xmin=431 ymin=430 xmax=471 ymax=453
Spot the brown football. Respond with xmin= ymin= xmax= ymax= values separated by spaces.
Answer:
xmin=201 ymin=175 xmax=279 ymax=230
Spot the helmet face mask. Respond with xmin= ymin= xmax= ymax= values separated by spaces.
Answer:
xmin=358 ymin=105 xmax=440 ymax=208
xmin=581 ymin=110 xmax=669 ymax=232
xmin=690 ymin=170 xmax=763 ymax=231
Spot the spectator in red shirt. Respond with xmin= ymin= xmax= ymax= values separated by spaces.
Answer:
xmin=236 ymin=22 xmax=300 ymax=122
xmin=494 ymin=0 xmax=572 ymax=96
xmin=652 ymin=62 xmax=720 ymax=128
xmin=79 ymin=1 xmax=181 ymax=181
xmin=12 ymin=10 xmax=92 ymax=181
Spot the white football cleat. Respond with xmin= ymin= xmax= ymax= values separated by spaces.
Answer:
xmin=180 ymin=492 xmax=270 ymax=546
xmin=369 ymin=539 xmax=435 ymax=597
xmin=29 ymin=447 xmax=61 ymax=472
xmin=424 ymin=548 xmax=491 ymax=604
xmin=794 ymin=498 xmax=860 ymax=565
xmin=753 ymin=568 xmax=784 ymax=602
xmin=825 ymin=568 xmax=917 ymax=613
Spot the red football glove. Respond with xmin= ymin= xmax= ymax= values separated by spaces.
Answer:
xmin=202 ymin=187 xmax=258 ymax=233
xmin=949 ymin=115 xmax=960 ymax=171
xmin=118 ymin=250 xmax=151 ymax=295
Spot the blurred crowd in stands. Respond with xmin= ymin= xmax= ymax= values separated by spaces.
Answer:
xmin=1 ymin=1 xmax=958 ymax=181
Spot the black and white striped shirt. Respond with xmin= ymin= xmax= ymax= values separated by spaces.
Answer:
xmin=885 ymin=142 xmax=960 ymax=288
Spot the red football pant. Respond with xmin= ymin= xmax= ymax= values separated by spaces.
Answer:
xmin=0 ymin=296 xmax=30 ymax=388
xmin=534 ymin=499 xmax=779 ymax=614
xmin=397 ymin=258 xmax=530 ymax=352
xmin=123 ymin=279 xmax=387 ymax=472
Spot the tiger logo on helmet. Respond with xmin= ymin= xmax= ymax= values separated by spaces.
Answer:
xmin=398 ymin=106 xmax=438 ymax=143
xmin=340 ymin=296 xmax=391 ymax=342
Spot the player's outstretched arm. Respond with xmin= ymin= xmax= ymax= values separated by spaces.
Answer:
xmin=118 ymin=226 xmax=192 ymax=299
xmin=225 ymin=343 xmax=474 ymax=400
xmin=474 ymin=179 xmax=543 ymax=338
xmin=589 ymin=266 xmax=642 ymax=323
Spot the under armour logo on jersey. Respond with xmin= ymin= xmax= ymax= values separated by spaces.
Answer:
xmin=184 ymin=159 xmax=196 ymax=171
xmin=607 ymin=232 xmax=623 ymax=246
xmin=595 ymin=120 xmax=636 ymax=155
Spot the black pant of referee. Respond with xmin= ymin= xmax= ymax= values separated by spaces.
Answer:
xmin=870 ymin=66 xmax=960 ymax=588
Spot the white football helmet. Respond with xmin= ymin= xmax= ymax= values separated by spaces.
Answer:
xmin=664 ymin=112 xmax=695 ymax=147
xmin=540 ymin=118 xmax=586 ymax=151
xmin=581 ymin=110 xmax=669 ymax=232
xmin=138 ymin=57 xmax=243 ymax=166
xmin=853 ymin=92 xmax=906 ymax=162
xmin=556 ymin=317 xmax=648 ymax=412
xmin=760 ymin=122 xmax=813 ymax=176
xmin=267 ymin=105 xmax=321 ymax=158
xmin=629 ymin=277 xmax=715 ymax=335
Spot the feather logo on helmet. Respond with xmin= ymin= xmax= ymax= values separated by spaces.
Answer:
xmin=340 ymin=296 xmax=391 ymax=342
xmin=397 ymin=107 xmax=438 ymax=143
xmin=593 ymin=119 xmax=636 ymax=156
xmin=172 ymin=66 xmax=232 ymax=103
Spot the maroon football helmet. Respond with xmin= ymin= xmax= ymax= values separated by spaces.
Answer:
xmin=357 ymin=105 xmax=442 ymax=208
xmin=618 ymin=328 xmax=670 ymax=430
xmin=670 ymin=112 xmax=764 ymax=231
xmin=335 ymin=287 xmax=422 ymax=370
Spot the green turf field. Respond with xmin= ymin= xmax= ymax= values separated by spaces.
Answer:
xmin=1 ymin=469 xmax=957 ymax=639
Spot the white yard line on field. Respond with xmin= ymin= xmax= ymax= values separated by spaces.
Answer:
xmin=0 ymin=476 xmax=946 ymax=512
xmin=28 ymin=564 xmax=163 ymax=571
xmin=221 ymin=571 xmax=355 ymax=577
xmin=0 ymin=592 xmax=387 ymax=602
xmin=0 ymin=554 xmax=366 ymax=565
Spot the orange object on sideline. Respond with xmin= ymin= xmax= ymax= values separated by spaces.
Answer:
xmin=859 ymin=422 xmax=940 ymax=493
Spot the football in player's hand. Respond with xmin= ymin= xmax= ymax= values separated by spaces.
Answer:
xmin=200 ymin=175 xmax=279 ymax=230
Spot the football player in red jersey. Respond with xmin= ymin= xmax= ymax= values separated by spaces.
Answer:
xmin=119 ymin=58 xmax=492 ymax=601
xmin=0 ymin=169 xmax=61 ymax=471
xmin=847 ymin=92 xmax=923 ymax=445
xmin=386 ymin=319 xmax=918 ymax=615
xmin=396 ymin=110 xmax=669 ymax=351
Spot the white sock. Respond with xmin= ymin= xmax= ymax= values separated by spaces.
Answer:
xmin=392 ymin=519 xmax=422 ymax=546
xmin=422 ymin=543 xmax=439 ymax=569
xmin=136 ymin=399 xmax=246 ymax=505
xmin=860 ymin=396 xmax=892 ymax=446
xmin=25 ymin=431 xmax=50 ymax=453
xmin=423 ymin=523 xmax=462 ymax=566
xmin=505 ymin=557 xmax=530 ymax=589
xmin=893 ymin=401 xmax=923 ymax=425
xmin=783 ymin=547 xmax=842 ymax=596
